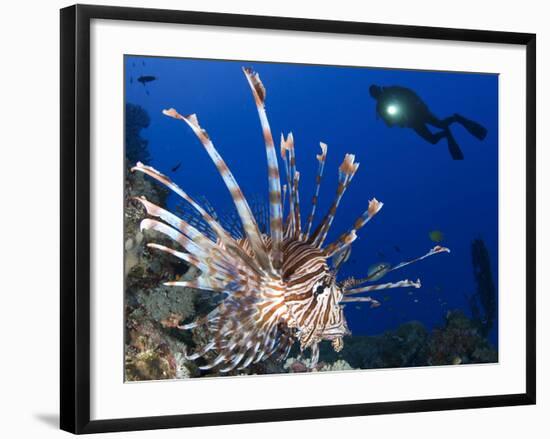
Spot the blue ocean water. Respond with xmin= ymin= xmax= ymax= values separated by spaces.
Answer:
xmin=125 ymin=55 xmax=499 ymax=347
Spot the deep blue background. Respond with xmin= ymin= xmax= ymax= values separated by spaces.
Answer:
xmin=125 ymin=56 xmax=499 ymax=346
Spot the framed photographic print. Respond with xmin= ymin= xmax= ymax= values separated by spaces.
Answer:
xmin=60 ymin=4 xmax=536 ymax=434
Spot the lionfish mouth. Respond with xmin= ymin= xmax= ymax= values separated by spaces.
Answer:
xmin=131 ymin=67 xmax=450 ymax=373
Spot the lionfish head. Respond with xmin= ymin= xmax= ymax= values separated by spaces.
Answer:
xmin=283 ymin=245 xmax=350 ymax=353
xmin=298 ymin=277 xmax=350 ymax=353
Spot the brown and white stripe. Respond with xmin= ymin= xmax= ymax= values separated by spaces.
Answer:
xmin=310 ymin=154 xmax=359 ymax=247
xmin=243 ymin=67 xmax=284 ymax=270
xmin=162 ymin=109 xmax=273 ymax=276
xmin=304 ymin=142 xmax=327 ymax=239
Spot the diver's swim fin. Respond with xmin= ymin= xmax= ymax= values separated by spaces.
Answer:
xmin=447 ymin=133 xmax=464 ymax=160
xmin=455 ymin=114 xmax=487 ymax=140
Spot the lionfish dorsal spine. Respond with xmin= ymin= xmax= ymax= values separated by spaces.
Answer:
xmin=324 ymin=198 xmax=384 ymax=257
xmin=310 ymin=154 xmax=359 ymax=247
xmin=242 ymin=67 xmax=284 ymax=271
xmin=280 ymin=133 xmax=296 ymax=237
xmin=161 ymin=108 xmax=274 ymax=275
xmin=304 ymin=142 xmax=328 ymax=240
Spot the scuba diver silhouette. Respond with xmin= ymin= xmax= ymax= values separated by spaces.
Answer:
xmin=369 ymin=85 xmax=487 ymax=160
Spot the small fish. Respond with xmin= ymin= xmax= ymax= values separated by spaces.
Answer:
xmin=394 ymin=245 xmax=401 ymax=253
xmin=407 ymin=291 xmax=414 ymax=296
xmin=367 ymin=262 xmax=392 ymax=281
xmin=138 ymin=75 xmax=157 ymax=85
xmin=413 ymin=298 xmax=419 ymax=303
xmin=452 ymin=356 xmax=462 ymax=365
xmin=370 ymin=300 xmax=381 ymax=309
xmin=429 ymin=230 xmax=444 ymax=243
xmin=171 ymin=162 xmax=182 ymax=173
xmin=383 ymin=295 xmax=391 ymax=302
xmin=377 ymin=251 xmax=386 ymax=259
xmin=130 ymin=76 xmax=133 ymax=84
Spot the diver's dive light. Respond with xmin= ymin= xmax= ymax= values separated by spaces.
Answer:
xmin=386 ymin=104 xmax=399 ymax=116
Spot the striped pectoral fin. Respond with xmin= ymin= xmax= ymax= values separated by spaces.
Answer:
xmin=147 ymin=243 xmax=236 ymax=288
xmin=164 ymin=278 xmax=229 ymax=294
xmin=132 ymin=162 xmax=264 ymax=278
xmin=161 ymin=109 xmax=273 ymax=275
xmin=198 ymin=354 xmax=227 ymax=371
xmin=135 ymin=196 xmax=219 ymax=252
xmin=340 ymin=296 xmax=381 ymax=308
xmin=389 ymin=245 xmax=451 ymax=273
xmin=219 ymin=350 xmax=248 ymax=373
xmin=345 ymin=246 xmax=451 ymax=290
xmin=185 ymin=341 xmax=216 ymax=361
xmin=345 ymin=279 xmax=422 ymax=295
xmin=178 ymin=308 xmax=220 ymax=331
xmin=140 ymin=218 xmax=209 ymax=260
xmin=139 ymin=218 xmax=246 ymax=283
xmin=336 ymin=219 xmax=449 ymax=295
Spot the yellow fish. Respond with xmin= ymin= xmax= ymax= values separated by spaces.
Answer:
xmin=429 ymin=230 xmax=444 ymax=242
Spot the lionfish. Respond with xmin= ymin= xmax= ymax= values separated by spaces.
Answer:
xmin=131 ymin=67 xmax=450 ymax=373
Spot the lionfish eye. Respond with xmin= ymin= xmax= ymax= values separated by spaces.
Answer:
xmin=314 ymin=285 xmax=325 ymax=297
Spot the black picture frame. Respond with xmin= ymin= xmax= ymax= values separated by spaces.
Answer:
xmin=60 ymin=4 xmax=536 ymax=434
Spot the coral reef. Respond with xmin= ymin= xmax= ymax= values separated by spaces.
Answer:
xmin=284 ymin=357 xmax=355 ymax=373
xmin=320 ymin=321 xmax=430 ymax=370
xmin=317 ymin=311 xmax=497 ymax=370
xmin=135 ymin=285 xmax=195 ymax=324
xmin=125 ymin=103 xmax=151 ymax=166
xmin=124 ymin=103 xmax=203 ymax=381
xmin=427 ymin=310 xmax=497 ymax=365
xmin=125 ymin=311 xmax=177 ymax=381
